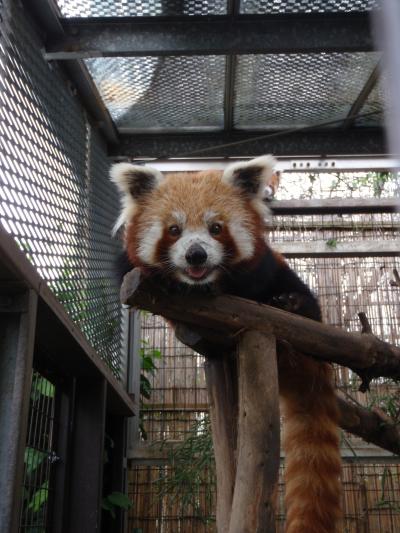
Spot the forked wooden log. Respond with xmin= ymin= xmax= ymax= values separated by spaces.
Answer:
xmin=121 ymin=268 xmax=400 ymax=532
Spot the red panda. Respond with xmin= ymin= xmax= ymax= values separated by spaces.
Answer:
xmin=111 ymin=156 xmax=342 ymax=533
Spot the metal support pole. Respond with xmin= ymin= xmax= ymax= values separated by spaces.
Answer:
xmin=49 ymin=381 xmax=74 ymax=533
xmin=67 ymin=377 xmax=107 ymax=532
xmin=126 ymin=309 xmax=141 ymax=451
xmin=0 ymin=290 xmax=38 ymax=533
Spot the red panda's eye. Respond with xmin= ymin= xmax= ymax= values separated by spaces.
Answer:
xmin=168 ymin=225 xmax=181 ymax=237
xmin=209 ymin=223 xmax=222 ymax=236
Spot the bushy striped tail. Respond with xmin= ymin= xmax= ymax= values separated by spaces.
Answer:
xmin=279 ymin=352 xmax=342 ymax=533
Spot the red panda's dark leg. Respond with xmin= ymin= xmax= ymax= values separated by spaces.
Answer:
xmin=279 ymin=352 xmax=342 ymax=533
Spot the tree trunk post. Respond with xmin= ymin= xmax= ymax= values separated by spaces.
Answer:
xmin=204 ymin=353 xmax=238 ymax=533
xmin=229 ymin=330 xmax=280 ymax=533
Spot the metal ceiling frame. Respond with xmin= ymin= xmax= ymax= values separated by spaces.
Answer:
xmin=130 ymin=157 xmax=400 ymax=173
xmin=112 ymin=128 xmax=385 ymax=158
xmin=24 ymin=0 xmax=386 ymax=158
xmin=44 ymin=12 xmax=373 ymax=59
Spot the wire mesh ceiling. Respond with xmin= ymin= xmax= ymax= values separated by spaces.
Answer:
xmin=85 ymin=56 xmax=226 ymax=131
xmin=56 ymin=0 xmax=378 ymax=17
xmin=54 ymin=0 xmax=385 ymax=135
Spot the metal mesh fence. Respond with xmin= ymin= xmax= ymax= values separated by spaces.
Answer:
xmin=19 ymin=371 xmax=56 ymax=532
xmin=0 ymin=2 xmax=123 ymax=376
xmin=57 ymin=0 xmax=227 ymax=17
xmin=240 ymin=0 xmax=379 ymax=14
xmin=128 ymin=463 xmax=400 ymax=532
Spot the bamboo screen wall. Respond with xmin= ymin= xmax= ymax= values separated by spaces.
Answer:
xmin=128 ymin=173 xmax=400 ymax=532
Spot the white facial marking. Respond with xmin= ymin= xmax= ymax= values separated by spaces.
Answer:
xmin=172 ymin=210 xmax=187 ymax=226
xmin=228 ymin=220 xmax=255 ymax=261
xmin=137 ymin=220 xmax=163 ymax=264
xmin=203 ymin=210 xmax=218 ymax=224
xmin=169 ymin=228 xmax=224 ymax=285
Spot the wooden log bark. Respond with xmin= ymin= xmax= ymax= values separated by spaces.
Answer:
xmin=204 ymin=355 xmax=238 ymax=533
xmin=229 ymin=330 xmax=280 ymax=533
xmin=121 ymin=268 xmax=400 ymax=384
xmin=337 ymin=396 xmax=400 ymax=455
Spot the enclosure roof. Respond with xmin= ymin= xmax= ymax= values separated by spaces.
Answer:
xmin=30 ymin=1 xmax=386 ymax=157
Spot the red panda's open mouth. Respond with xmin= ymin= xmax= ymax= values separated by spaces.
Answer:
xmin=185 ymin=266 xmax=211 ymax=280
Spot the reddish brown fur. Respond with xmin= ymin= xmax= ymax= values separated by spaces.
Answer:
xmin=125 ymin=170 xmax=266 ymax=267
xmin=279 ymin=352 xmax=342 ymax=533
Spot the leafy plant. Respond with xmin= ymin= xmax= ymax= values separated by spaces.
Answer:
xmin=102 ymin=491 xmax=132 ymax=519
xmin=368 ymin=390 xmax=400 ymax=424
xmin=24 ymin=447 xmax=47 ymax=476
xmin=155 ymin=416 xmax=216 ymax=523
xmin=27 ymin=481 xmax=49 ymax=513
xmin=326 ymin=238 xmax=338 ymax=249
xmin=31 ymin=376 xmax=55 ymax=401
xmin=139 ymin=339 xmax=162 ymax=440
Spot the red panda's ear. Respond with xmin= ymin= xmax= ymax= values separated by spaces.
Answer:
xmin=110 ymin=163 xmax=163 ymax=199
xmin=110 ymin=163 xmax=164 ymax=234
xmin=222 ymin=155 xmax=276 ymax=197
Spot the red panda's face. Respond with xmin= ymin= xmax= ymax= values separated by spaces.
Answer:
xmin=111 ymin=156 xmax=276 ymax=286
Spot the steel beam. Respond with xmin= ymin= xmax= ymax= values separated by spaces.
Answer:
xmin=0 ymin=290 xmax=38 ymax=533
xmin=269 ymin=197 xmax=399 ymax=215
xmin=131 ymin=156 xmax=399 ymax=173
xmin=45 ymin=13 xmax=373 ymax=59
xmin=110 ymin=128 xmax=386 ymax=158
xmin=275 ymin=240 xmax=400 ymax=258
xmin=343 ymin=61 xmax=381 ymax=129
xmin=67 ymin=377 xmax=107 ymax=533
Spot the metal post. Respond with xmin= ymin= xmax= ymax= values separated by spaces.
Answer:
xmin=49 ymin=380 xmax=74 ymax=533
xmin=67 ymin=377 xmax=107 ymax=532
xmin=0 ymin=290 xmax=38 ymax=533
xmin=126 ymin=309 xmax=141 ymax=451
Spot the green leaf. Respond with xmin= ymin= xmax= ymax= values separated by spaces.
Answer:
xmin=106 ymin=492 xmax=132 ymax=510
xmin=102 ymin=498 xmax=116 ymax=519
xmin=33 ymin=377 xmax=55 ymax=399
xmin=140 ymin=375 xmax=152 ymax=399
xmin=24 ymin=447 xmax=47 ymax=475
xmin=27 ymin=481 xmax=49 ymax=512
xmin=326 ymin=238 xmax=337 ymax=249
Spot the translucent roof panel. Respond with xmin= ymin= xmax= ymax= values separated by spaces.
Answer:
xmin=233 ymin=52 xmax=381 ymax=130
xmin=85 ymin=56 xmax=226 ymax=131
xmin=241 ymin=0 xmax=379 ymax=14
xmin=57 ymin=0 xmax=227 ymax=17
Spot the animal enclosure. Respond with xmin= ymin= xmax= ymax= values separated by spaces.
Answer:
xmin=1 ymin=0 xmax=399 ymax=532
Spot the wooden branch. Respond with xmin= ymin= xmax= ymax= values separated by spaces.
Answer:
xmin=390 ymin=268 xmax=400 ymax=287
xmin=229 ymin=331 xmax=280 ymax=533
xmin=358 ymin=312 xmax=373 ymax=335
xmin=121 ymin=268 xmax=400 ymax=384
xmin=176 ymin=324 xmax=400 ymax=457
xmin=337 ymin=396 xmax=400 ymax=455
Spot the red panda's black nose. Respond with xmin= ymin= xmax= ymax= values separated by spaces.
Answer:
xmin=185 ymin=244 xmax=207 ymax=266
